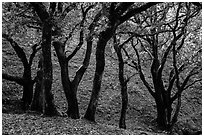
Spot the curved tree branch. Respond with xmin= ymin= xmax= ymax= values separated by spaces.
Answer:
xmin=191 ymin=2 xmax=202 ymax=9
xmin=120 ymin=2 xmax=160 ymax=24
xmin=3 ymin=34 xmax=29 ymax=68
xmin=2 ymin=73 xmax=25 ymax=86
xmin=59 ymin=3 xmax=76 ymax=22
xmin=29 ymin=42 xmax=41 ymax=66
xmin=31 ymin=3 xmax=50 ymax=22
xmin=132 ymin=41 xmax=155 ymax=97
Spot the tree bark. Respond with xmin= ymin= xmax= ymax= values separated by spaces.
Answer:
xmin=118 ymin=59 xmax=128 ymax=129
xmin=53 ymin=41 xmax=80 ymax=119
xmin=155 ymin=94 xmax=168 ymax=129
xmin=21 ymin=66 xmax=34 ymax=110
xmin=59 ymin=61 xmax=80 ymax=119
xmin=30 ymin=57 xmax=44 ymax=112
xmin=114 ymin=38 xmax=128 ymax=129
xmin=2 ymin=33 xmax=35 ymax=110
xmin=30 ymin=71 xmax=44 ymax=112
xmin=67 ymin=36 xmax=93 ymax=118
xmin=84 ymin=26 xmax=115 ymax=121
xmin=41 ymin=21 xmax=58 ymax=116
xmin=31 ymin=2 xmax=58 ymax=116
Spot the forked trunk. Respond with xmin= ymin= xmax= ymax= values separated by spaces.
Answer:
xmin=53 ymin=41 xmax=80 ymax=119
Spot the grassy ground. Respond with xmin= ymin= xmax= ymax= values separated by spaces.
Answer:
xmin=2 ymin=43 xmax=202 ymax=135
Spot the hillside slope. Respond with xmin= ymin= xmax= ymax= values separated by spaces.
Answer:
xmin=2 ymin=43 xmax=202 ymax=135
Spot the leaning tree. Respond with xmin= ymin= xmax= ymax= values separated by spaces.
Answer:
xmin=84 ymin=2 xmax=159 ymax=126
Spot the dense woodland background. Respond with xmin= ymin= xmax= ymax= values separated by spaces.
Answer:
xmin=2 ymin=2 xmax=202 ymax=135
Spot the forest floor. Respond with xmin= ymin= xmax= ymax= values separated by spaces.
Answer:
xmin=2 ymin=44 xmax=202 ymax=135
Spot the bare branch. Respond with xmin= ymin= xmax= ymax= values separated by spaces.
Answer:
xmin=26 ymin=24 xmax=41 ymax=30
xmin=31 ymin=3 xmax=50 ymax=22
xmin=59 ymin=3 xmax=76 ymax=22
xmin=184 ymin=78 xmax=202 ymax=90
xmin=125 ymin=61 xmax=137 ymax=70
xmin=173 ymin=3 xmax=182 ymax=31
xmin=176 ymin=33 xmax=187 ymax=51
xmin=167 ymin=63 xmax=186 ymax=94
xmin=57 ymin=2 xmax=63 ymax=13
xmin=171 ymin=67 xmax=200 ymax=102
xmin=81 ymin=4 xmax=95 ymax=18
xmin=53 ymin=41 xmax=66 ymax=63
xmin=3 ymin=34 xmax=29 ymax=67
xmin=63 ymin=3 xmax=94 ymax=46
xmin=49 ymin=2 xmax=56 ymax=16
xmin=29 ymin=42 xmax=41 ymax=66
xmin=171 ymin=93 xmax=181 ymax=125
xmin=119 ymin=34 xmax=135 ymax=49
xmin=71 ymin=4 xmax=96 ymax=84
xmin=120 ymin=2 xmax=160 ymax=24
xmin=191 ymin=2 xmax=202 ymax=9
xmin=115 ymin=3 xmax=134 ymax=16
xmin=2 ymin=73 xmax=25 ymax=86
xmin=66 ymin=7 xmax=88 ymax=61
xmin=132 ymin=41 xmax=155 ymax=97
xmin=64 ymin=22 xmax=80 ymax=46
xmin=88 ymin=8 xmax=103 ymax=32
xmin=158 ymin=43 xmax=173 ymax=76
xmin=181 ymin=68 xmax=200 ymax=90
xmin=138 ymin=38 xmax=153 ymax=59
xmin=125 ymin=73 xmax=137 ymax=83
xmin=73 ymin=33 xmax=93 ymax=86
